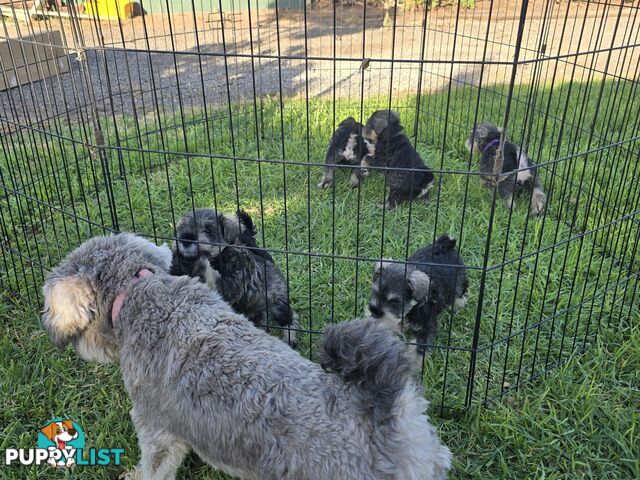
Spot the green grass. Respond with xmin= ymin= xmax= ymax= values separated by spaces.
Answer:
xmin=1 ymin=78 xmax=639 ymax=478
xmin=1 ymin=292 xmax=637 ymax=479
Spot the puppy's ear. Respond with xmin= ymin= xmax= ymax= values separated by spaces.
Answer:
xmin=42 ymin=275 xmax=94 ymax=349
xmin=373 ymin=258 xmax=393 ymax=278
xmin=40 ymin=422 xmax=57 ymax=440
xmin=407 ymin=270 xmax=431 ymax=302
xmin=218 ymin=213 xmax=243 ymax=244
xmin=236 ymin=210 xmax=257 ymax=236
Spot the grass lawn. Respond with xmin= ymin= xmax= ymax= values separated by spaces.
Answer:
xmin=1 ymin=78 xmax=639 ymax=478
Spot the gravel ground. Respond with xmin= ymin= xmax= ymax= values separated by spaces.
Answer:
xmin=0 ymin=0 xmax=638 ymax=131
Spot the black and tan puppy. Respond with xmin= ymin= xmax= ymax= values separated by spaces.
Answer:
xmin=367 ymin=235 xmax=468 ymax=355
xmin=361 ymin=110 xmax=435 ymax=209
xmin=465 ymin=122 xmax=547 ymax=215
xmin=318 ymin=116 xmax=372 ymax=189
xmin=170 ymin=209 xmax=299 ymax=346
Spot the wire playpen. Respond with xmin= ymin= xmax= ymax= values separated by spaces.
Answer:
xmin=1 ymin=0 xmax=639 ymax=414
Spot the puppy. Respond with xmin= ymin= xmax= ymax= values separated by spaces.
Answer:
xmin=367 ymin=235 xmax=468 ymax=355
xmin=40 ymin=420 xmax=78 ymax=467
xmin=465 ymin=122 xmax=547 ymax=215
xmin=170 ymin=209 xmax=299 ymax=346
xmin=42 ymin=233 xmax=452 ymax=480
xmin=361 ymin=110 xmax=435 ymax=209
xmin=317 ymin=116 xmax=371 ymax=189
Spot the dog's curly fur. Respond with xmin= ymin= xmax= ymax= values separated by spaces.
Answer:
xmin=465 ymin=122 xmax=547 ymax=216
xmin=367 ymin=235 xmax=468 ymax=355
xmin=170 ymin=209 xmax=299 ymax=346
xmin=361 ymin=110 xmax=435 ymax=209
xmin=317 ymin=116 xmax=372 ymax=189
xmin=42 ymin=234 xmax=452 ymax=480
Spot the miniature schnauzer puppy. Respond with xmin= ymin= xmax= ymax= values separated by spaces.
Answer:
xmin=317 ymin=116 xmax=371 ymax=189
xmin=361 ymin=110 xmax=435 ymax=209
xmin=465 ymin=122 xmax=547 ymax=215
xmin=170 ymin=208 xmax=299 ymax=346
xmin=367 ymin=234 xmax=468 ymax=355
xmin=42 ymin=233 xmax=452 ymax=480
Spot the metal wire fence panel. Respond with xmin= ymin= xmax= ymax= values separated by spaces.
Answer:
xmin=1 ymin=0 xmax=639 ymax=413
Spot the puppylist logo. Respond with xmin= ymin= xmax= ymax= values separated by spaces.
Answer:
xmin=4 ymin=418 xmax=124 ymax=468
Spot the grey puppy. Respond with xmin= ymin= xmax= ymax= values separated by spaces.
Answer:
xmin=42 ymin=233 xmax=452 ymax=480
xmin=317 ymin=116 xmax=372 ymax=189
xmin=465 ymin=122 xmax=547 ymax=215
xmin=170 ymin=208 xmax=299 ymax=346
xmin=367 ymin=235 xmax=468 ymax=355
xmin=361 ymin=110 xmax=435 ymax=209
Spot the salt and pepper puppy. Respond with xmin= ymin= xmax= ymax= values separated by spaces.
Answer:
xmin=169 ymin=208 xmax=247 ymax=279
xmin=361 ymin=110 xmax=435 ymax=209
xmin=42 ymin=233 xmax=452 ymax=480
xmin=317 ymin=116 xmax=371 ymax=189
xmin=170 ymin=209 xmax=299 ymax=346
xmin=465 ymin=122 xmax=547 ymax=215
xmin=367 ymin=235 xmax=468 ymax=356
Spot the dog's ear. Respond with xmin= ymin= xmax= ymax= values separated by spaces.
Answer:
xmin=407 ymin=270 xmax=431 ymax=302
xmin=339 ymin=116 xmax=357 ymax=128
xmin=373 ymin=110 xmax=400 ymax=134
xmin=62 ymin=419 xmax=74 ymax=431
xmin=236 ymin=210 xmax=257 ymax=236
xmin=42 ymin=274 xmax=94 ymax=349
xmin=217 ymin=213 xmax=243 ymax=245
xmin=373 ymin=258 xmax=393 ymax=279
xmin=40 ymin=422 xmax=58 ymax=440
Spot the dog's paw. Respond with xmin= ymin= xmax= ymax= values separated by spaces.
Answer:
xmin=503 ymin=195 xmax=514 ymax=212
xmin=119 ymin=466 xmax=143 ymax=480
xmin=317 ymin=179 xmax=332 ymax=189
xmin=530 ymin=188 xmax=547 ymax=216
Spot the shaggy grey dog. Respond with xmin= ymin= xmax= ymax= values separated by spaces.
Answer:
xmin=170 ymin=208 xmax=299 ymax=346
xmin=42 ymin=234 xmax=452 ymax=480
xmin=317 ymin=116 xmax=372 ymax=189
xmin=361 ymin=110 xmax=435 ymax=209
xmin=367 ymin=235 xmax=468 ymax=355
xmin=465 ymin=122 xmax=547 ymax=216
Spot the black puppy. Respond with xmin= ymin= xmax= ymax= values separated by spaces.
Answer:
xmin=318 ymin=116 xmax=372 ymax=189
xmin=170 ymin=209 xmax=299 ymax=346
xmin=465 ymin=122 xmax=547 ymax=215
xmin=361 ymin=110 xmax=435 ymax=209
xmin=367 ymin=235 xmax=468 ymax=355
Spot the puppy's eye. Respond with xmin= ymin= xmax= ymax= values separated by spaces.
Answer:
xmin=389 ymin=299 xmax=401 ymax=306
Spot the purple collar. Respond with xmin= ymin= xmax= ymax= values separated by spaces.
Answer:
xmin=482 ymin=138 xmax=500 ymax=153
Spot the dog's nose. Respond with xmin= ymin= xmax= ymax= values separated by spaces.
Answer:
xmin=68 ymin=428 xmax=77 ymax=436
xmin=368 ymin=303 xmax=382 ymax=318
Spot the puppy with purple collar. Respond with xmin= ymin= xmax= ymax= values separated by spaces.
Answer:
xmin=465 ymin=123 xmax=547 ymax=216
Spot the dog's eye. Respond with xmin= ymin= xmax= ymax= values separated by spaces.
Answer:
xmin=388 ymin=298 xmax=401 ymax=305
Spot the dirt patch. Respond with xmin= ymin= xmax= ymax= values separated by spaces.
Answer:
xmin=0 ymin=0 xmax=637 ymax=130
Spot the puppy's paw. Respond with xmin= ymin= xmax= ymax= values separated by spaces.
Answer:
xmin=350 ymin=175 xmax=362 ymax=189
xmin=377 ymin=202 xmax=394 ymax=210
xmin=503 ymin=195 xmax=514 ymax=212
xmin=530 ymin=188 xmax=547 ymax=216
xmin=119 ymin=466 xmax=143 ymax=480
xmin=317 ymin=179 xmax=332 ymax=189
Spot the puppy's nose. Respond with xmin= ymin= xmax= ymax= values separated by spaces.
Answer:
xmin=68 ymin=428 xmax=77 ymax=436
xmin=368 ymin=303 xmax=382 ymax=318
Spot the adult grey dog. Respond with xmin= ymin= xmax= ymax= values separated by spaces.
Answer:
xmin=41 ymin=233 xmax=452 ymax=480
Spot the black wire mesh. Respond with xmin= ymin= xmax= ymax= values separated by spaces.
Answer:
xmin=1 ymin=0 xmax=639 ymax=415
